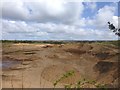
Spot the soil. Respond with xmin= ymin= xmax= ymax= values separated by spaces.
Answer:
xmin=1 ymin=42 xmax=119 ymax=88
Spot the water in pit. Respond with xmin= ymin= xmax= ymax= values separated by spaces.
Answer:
xmin=0 ymin=60 xmax=22 ymax=70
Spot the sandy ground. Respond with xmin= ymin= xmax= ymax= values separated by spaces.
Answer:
xmin=1 ymin=42 xmax=119 ymax=88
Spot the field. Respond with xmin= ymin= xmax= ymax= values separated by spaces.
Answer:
xmin=1 ymin=40 xmax=119 ymax=88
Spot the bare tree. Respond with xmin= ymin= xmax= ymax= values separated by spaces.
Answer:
xmin=108 ymin=22 xmax=120 ymax=37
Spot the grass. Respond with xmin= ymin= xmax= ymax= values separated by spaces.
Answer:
xmin=1 ymin=40 xmax=66 ymax=44
xmin=53 ymin=70 xmax=75 ymax=87
xmin=96 ymin=40 xmax=120 ymax=47
xmin=53 ymin=70 xmax=108 ymax=89
xmin=2 ymin=40 xmax=120 ymax=46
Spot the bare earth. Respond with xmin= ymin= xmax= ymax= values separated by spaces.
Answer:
xmin=1 ymin=42 xmax=119 ymax=88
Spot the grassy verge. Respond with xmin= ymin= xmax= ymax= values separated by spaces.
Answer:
xmin=1 ymin=40 xmax=120 ymax=46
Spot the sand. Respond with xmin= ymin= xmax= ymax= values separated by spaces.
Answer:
xmin=1 ymin=42 xmax=119 ymax=88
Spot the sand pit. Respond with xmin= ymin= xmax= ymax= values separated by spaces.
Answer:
xmin=2 ymin=42 xmax=119 ymax=88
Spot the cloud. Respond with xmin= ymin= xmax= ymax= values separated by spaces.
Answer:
xmin=1 ymin=0 xmax=84 ymax=24
xmin=85 ymin=5 xmax=118 ymax=30
xmin=95 ymin=5 xmax=116 ymax=29
xmin=1 ymin=0 xmax=29 ymax=20
xmin=118 ymin=17 xmax=120 ymax=28
xmin=84 ymin=2 xmax=97 ymax=11
xmin=2 ymin=19 xmax=118 ymax=40
xmin=1 ymin=1 xmax=118 ymax=40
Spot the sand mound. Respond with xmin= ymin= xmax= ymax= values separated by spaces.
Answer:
xmin=65 ymin=44 xmax=93 ymax=55
xmin=41 ymin=64 xmax=81 ymax=84
xmin=79 ymin=44 xmax=93 ymax=52
xmin=93 ymin=61 xmax=118 ymax=86
xmin=91 ymin=44 xmax=117 ymax=53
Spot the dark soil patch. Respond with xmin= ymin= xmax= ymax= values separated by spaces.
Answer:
xmin=65 ymin=49 xmax=86 ymax=55
xmin=93 ymin=61 xmax=115 ymax=74
xmin=94 ymin=52 xmax=110 ymax=60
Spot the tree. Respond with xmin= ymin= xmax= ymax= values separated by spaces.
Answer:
xmin=108 ymin=22 xmax=120 ymax=37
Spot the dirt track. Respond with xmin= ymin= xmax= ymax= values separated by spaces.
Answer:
xmin=1 ymin=42 xmax=119 ymax=88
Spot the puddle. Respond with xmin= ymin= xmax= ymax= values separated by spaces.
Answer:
xmin=1 ymin=60 xmax=22 ymax=70
xmin=0 ymin=62 xmax=2 ymax=68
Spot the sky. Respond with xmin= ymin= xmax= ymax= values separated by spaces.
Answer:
xmin=1 ymin=0 xmax=120 ymax=40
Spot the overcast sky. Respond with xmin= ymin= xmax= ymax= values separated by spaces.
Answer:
xmin=1 ymin=0 xmax=119 ymax=40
